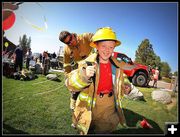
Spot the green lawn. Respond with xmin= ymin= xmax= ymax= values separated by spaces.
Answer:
xmin=2 ymin=72 xmax=178 ymax=135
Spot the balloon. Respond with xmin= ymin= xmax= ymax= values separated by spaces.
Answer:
xmin=2 ymin=11 xmax=16 ymax=30
xmin=4 ymin=42 xmax=9 ymax=47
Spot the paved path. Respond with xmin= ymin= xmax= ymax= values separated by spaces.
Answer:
xmin=149 ymin=80 xmax=174 ymax=91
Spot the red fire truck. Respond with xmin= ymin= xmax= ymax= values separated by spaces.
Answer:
xmin=113 ymin=52 xmax=153 ymax=87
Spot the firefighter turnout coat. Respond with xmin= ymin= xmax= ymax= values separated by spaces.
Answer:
xmin=65 ymin=53 xmax=129 ymax=134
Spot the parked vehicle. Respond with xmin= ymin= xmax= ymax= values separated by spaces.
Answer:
xmin=113 ymin=52 xmax=153 ymax=87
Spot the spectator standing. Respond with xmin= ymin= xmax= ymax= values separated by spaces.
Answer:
xmin=153 ymin=67 xmax=159 ymax=88
xmin=42 ymin=51 xmax=50 ymax=75
xmin=26 ymin=48 xmax=32 ymax=69
xmin=13 ymin=45 xmax=23 ymax=72
xmin=39 ymin=53 xmax=42 ymax=63
xmin=52 ymin=52 xmax=57 ymax=58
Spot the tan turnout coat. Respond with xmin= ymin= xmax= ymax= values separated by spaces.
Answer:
xmin=65 ymin=53 xmax=133 ymax=134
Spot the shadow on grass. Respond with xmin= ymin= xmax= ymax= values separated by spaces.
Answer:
xmin=112 ymin=108 xmax=164 ymax=134
xmin=3 ymin=123 xmax=29 ymax=134
xmin=53 ymin=78 xmax=62 ymax=82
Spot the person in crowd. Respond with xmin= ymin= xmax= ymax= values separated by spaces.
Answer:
xmin=52 ymin=52 xmax=57 ymax=58
xmin=153 ymin=66 xmax=159 ymax=88
xmin=147 ymin=65 xmax=154 ymax=87
xmin=42 ymin=51 xmax=50 ymax=75
xmin=26 ymin=48 xmax=32 ymax=69
xmin=123 ymin=74 xmax=144 ymax=101
xmin=13 ymin=45 xmax=23 ymax=72
xmin=39 ymin=53 xmax=42 ymax=63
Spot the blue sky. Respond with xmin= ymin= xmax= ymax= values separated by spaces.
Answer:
xmin=4 ymin=2 xmax=178 ymax=72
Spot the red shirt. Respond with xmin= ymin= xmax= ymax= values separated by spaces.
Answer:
xmin=97 ymin=61 xmax=113 ymax=95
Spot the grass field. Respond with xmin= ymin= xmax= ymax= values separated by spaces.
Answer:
xmin=2 ymin=72 xmax=178 ymax=135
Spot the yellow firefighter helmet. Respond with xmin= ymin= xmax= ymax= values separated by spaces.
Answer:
xmin=90 ymin=27 xmax=121 ymax=48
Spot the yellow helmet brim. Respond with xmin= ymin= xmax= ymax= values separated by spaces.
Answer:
xmin=90 ymin=40 xmax=121 ymax=48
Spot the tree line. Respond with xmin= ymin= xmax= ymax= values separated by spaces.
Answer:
xmin=18 ymin=34 xmax=31 ymax=57
xmin=135 ymin=39 xmax=177 ymax=78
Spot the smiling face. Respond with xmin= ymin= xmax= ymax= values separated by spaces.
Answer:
xmin=96 ymin=40 xmax=116 ymax=63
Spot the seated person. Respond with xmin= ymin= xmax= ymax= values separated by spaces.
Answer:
xmin=124 ymin=74 xmax=144 ymax=101
xmin=20 ymin=69 xmax=37 ymax=80
xmin=35 ymin=58 xmax=42 ymax=74
xmin=29 ymin=59 xmax=36 ymax=71
xmin=29 ymin=59 xmax=36 ymax=67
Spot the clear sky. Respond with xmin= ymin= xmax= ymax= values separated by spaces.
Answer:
xmin=4 ymin=2 xmax=178 ymax=73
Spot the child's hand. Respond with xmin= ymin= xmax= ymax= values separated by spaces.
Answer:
xmin=85 ymin=65 xmax=96 ymax=79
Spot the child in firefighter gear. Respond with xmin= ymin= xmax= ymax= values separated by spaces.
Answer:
xmin=123 ymin=74 xmax=144 ymax=101
xmin=65 ymin=27 xmax=136 ymax=134
xmin=59 ymin=30 xmax=94 ymax=111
